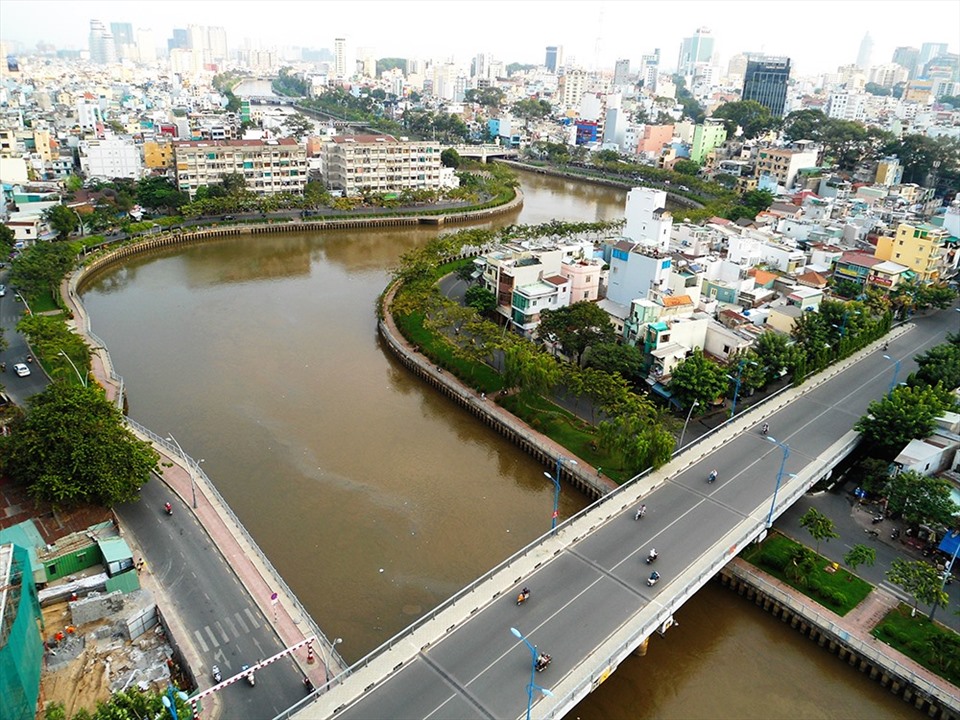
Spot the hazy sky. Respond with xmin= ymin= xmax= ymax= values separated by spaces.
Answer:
xmin=1 ymin=0 xmax=958 ymax=76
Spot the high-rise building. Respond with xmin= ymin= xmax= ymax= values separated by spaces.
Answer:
xmin=918 ymin=42 xmax=949 ymax=76
xmin=613 ymin=58 xmax=630 ymax=87
xmin=334 ymin=38 xmax=347 ymax=79
xmin=640 ymin=49 xmax=660 ymax=92
xmin=856 ymin=32 xmax=873 ymax=70
xmin=892 ymin=46 xmax=919 ymax=78
xmin=742 ymin=55 xmax=791 ymax=117
xmin=110 ymin=22 xmax=134 ymax=47
xmin=168 ymin=28 xmax=189 ymax=51
xmin=208 ymin=27 xmax=228 ymax=63
xmin=89 ymin=20 xmax=116 ymax=64
xmin=136 ymin=28 xmax=156 ymax=64
xmin=471 ymin=53 xmax=487 ymax=80
xmin=545 ymin=46 xmax=562 ymax=73
xmin=677 ymin=27 xmax=713 ymax=77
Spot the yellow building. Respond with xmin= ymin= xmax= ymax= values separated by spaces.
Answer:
xmin=143 ymin=140 xmax=174 ymax=169
xmin=874 ymin=222 xmax=950 ymax=283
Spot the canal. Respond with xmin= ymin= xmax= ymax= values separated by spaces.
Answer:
xmin=80 ymin=168 xmax=906 ymax=718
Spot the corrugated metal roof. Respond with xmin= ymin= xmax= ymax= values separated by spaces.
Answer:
xmin=98 ymin=536 xmax=133 ymax=564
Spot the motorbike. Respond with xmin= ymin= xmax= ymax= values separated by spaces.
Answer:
xmin=864 ymin=528 xmax=880 ymax=538
xmin=212 ymin=665 xmax=222 ymax=684
xmin=871 ymin=513 xmax=884 ymax=525
xmin=26 ymin=355 xmax=33 ymax=363
xmin=1 ymin=362 xmax=5 ymax=372
xmin=891 ymin=528 xmax=901 ymax=540
xmin=242 ymin=664 xmax=255 ymax=686
xmin=634 ymin=505 xmax=646 ymax=520
xmin=516 ymin=588 xmax=530 ymax=605
xmin=535 ymin=652 xmax=552 ymax=672
xmin=303 ymin=677 xmax=314 ymax=693
xmin=761 ymin=423 xmax=769 ymax=436
xmin=647 ymin=571 xmax=661 ymax=587
xmin=164 ymin=502 xmax=173 ymax=516
xmin=708 ymin=470 xmax=718 ymax=484
xmin=645 ymin=550 xmax=658 ymax=564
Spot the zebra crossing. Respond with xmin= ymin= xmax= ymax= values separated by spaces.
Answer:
xmin=193 ymin=608 xmax=263 ymax=653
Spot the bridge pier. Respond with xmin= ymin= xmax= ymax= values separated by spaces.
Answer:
xmin=633 ymin=637 xmax=650 ymax=657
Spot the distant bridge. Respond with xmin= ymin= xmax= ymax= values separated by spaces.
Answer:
xmin=451 ymin=144 xmax=519 ymax=162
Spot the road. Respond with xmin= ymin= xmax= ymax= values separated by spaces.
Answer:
xmin=0 ymin=274 xmax=46 ymax=402
xmin=313 ymin=304 xmax=957 ymax=720
xmin=117 ymin=480 xmax=308 ymax=719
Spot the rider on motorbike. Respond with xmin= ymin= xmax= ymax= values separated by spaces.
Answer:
xmin=648 ymin=548 xmax=658 ymax=561
xmin=635 ymin=504 xmax=646 ymax=520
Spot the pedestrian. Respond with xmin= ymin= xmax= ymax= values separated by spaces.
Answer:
xmin=480 ymin=392 xmax=485 ymax=400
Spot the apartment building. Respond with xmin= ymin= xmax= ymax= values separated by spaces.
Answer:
xmin=174 ymin=138 xmax=307 ymax=197
xmin=874 ymin=221 xmax=955 ymax=283
xmin=143 ymin=140 xmax=175 ymax=170
xmin=321 ymin=135 xmax=453 ymax=197
xmin=755 ymin=144 xmax=819 ymax=190
xmin=79 ymin=138 xmax=142 ymax=180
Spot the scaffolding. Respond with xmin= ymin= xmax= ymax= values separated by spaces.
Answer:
xmin=0 ymin=543 xmax=44 ymax=720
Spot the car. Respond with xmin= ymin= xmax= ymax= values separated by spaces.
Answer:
xmin=13 ymin=363 xmax=30 ymax=377
xmin=0 ymin=284 xmax=5 ymax=296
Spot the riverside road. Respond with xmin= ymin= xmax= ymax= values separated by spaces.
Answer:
xmin=302 ymin=304 xmax=958 ymax=720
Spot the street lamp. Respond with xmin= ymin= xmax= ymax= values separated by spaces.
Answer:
xmin=510 ymin=627 xmax=554 ymax=720
xmin=764 ymin=435 xmax=790 ymax=529
xmin=161 ymin=685 xmax=189 ymax=720
xmin=544 ymin=456 xmax=576 ymax=531
xmin=729 ymin=359 xmax=757 ymax=418
xmin=166 ymin=433 xmax=198 ymax=509
xmin=319 ymin=636 xmax=343 ymax=684
xmin=677 ymin=400 xmax=699 ymax=451
xmin=882 ymin=354 xmax=902 ymax=396
xmin=57 ymin=350 xmax=87 ymax=387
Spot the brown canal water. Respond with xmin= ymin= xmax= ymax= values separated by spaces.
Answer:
xmin=80 ymin=168 xmax=906 ymax=718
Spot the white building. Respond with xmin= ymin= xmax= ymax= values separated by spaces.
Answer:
xmin=624 ymin=188 xmax=672 ymax=250
xmin=79 ymin=139 xmax=142 ymax=180
xmin=322 ymin=135 xmax=455 ymax=196
xmin=826 ymin=91 xmax=867 ymax=121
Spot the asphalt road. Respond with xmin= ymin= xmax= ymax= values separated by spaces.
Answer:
xmin=325 ymin=304 xmax=958 ymax=720
xmin=0 ymin=274 xmax=46 ymax=402
xmin=117 ymin=480 xmax=307 ymax=719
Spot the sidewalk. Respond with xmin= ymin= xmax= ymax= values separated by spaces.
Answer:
xmin=59 ymin=271 xmax=343 ymax=712
xmin=729 ymin=558 xmax=960 ymax=708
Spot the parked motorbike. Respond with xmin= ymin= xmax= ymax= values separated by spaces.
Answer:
xmin=212 ymin=665 xmax=222 ymax=684
xmin=864 ymin=528 xmax=880 ymax=538
xmin=871 ymin=513 xmax=884 ymax=525
xmin=891 ymin=528 xmax=901 ymax=540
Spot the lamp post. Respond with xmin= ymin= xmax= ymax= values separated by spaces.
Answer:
xmin=882 ymin=354 xmax=902 ymax=396
xmin=161 ymin=684 xmax=189 ymax=720
xmin=729 ymin=360 xmax=757 ymax=418
xmin=166 ymin=433 xmax=198 ymax=509
xmin=677 ymin=400 xmax=699 ymax=451
xmin=510 ymin=627 xmax=554 ymax=720
xmin=319 ymin=636 xmax=343 ymax=684
xmin=544 ymin=456 xmax=576 ymax=531
xmin=57 ymin=350 xmax=87 ymax=387
xmin=764 ymin=435 xmax=790 ymax=528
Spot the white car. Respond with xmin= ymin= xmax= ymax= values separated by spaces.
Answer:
xmin=0 ymin=284 xmax=6 ymax=296
xmin=13 ymin=363 xmax=30 ymax=377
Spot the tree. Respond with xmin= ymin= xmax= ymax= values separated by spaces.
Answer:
xmin=799 ymin=507 xmax=839 ymax=555
xmin=598 ymin=404 xmax=676 ymax=476
xmin=440 ymin=148 xmax=462 ymax=169
xmin=510 ymin=99 xmax=553 ymax=121
xmin=673 ymin=159 xmax=701 ymax=176
xmin=711 ymin=100 xmax=778 ymax=139
xmin=465 ymin=87 xmax=506 ymax=110
xmin=537 ymin=302 xmax=616 ymax=365
xmin=463 ymin=284 xmax=496 ymax=315
xmin=886 ymin=558 xmax=949 ymax=619
xmin=843 ymin=544 xmax=876 ymax=577
xmin=882 ymin=470 xmax=959 ymax=528
xmin=219 ymin=172 xmax=248 ymax=196
xmin=784 ymin=545 xmax=818 ymax=586
xmin=911 ymin=342 xmax=960 ymax=391
xmin=281 ymin=113 xmax=313 ymax=141
xmin=584 ymin=343 xmax=644 ymax=386
xmin=754 ymin=330 xmax=797 ymax=384
xmin=136 ymin=177 xmax=188 ymax=213
xmin=0 ymin=223 xmax=14 ymax=251
xmin=847 ymin=457 xmax=890 ymax=496
xmin=668 ymin=348 xmax=729 ymax=411
xmin=43 ymin=204 xmax=78 ymax=240
xmin=8 ymin=242 xmax=76 ymax=297
xmin=855 ymin=384 xmax=955 ymax=456
xmin=502 ymin=343 xmax=559 ymax=399
xmin=0 ymin=383 xmax=159 ymax=508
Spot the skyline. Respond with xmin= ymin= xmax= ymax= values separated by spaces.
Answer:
xmin=1 ymin=0 xmax=958 ymax=76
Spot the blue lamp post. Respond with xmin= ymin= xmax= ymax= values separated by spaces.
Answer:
xmin=882 ymin=354 xmax=902 ymax=396
xmin=764 ymin=436 xmax=790 ymax=528
xmin=510 ymin=627 xmax=554 ymax=720
xmin=543 ymin=456 xmax=576 ymax=531
xmin=161 ymin=685 xmax=189 ymax=720
xmin=729 ymin=360 xmax=757 ymax=418
xmin=930 ymin=534 xmax=960 ymax=622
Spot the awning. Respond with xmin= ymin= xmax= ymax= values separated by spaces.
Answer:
xmin=938 ymin=530 xmax=960 ymax=558
xmin=903 ymin=270 xmax=917 ymax=280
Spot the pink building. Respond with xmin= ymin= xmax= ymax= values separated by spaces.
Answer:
xmin=561 ymin=258 xmax=603 ymax=302
xmin=636 ymin=124 xmax=675 ymax=155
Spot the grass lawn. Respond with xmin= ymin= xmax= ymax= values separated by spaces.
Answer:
xmin=873 ymin=604 xmax=960 ymax=686
xmin=740 ymin=532 xmax=873 ymax=616
xmin=24 ymin=290 xmax=60 ymax=313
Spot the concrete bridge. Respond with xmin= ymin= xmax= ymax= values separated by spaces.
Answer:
xmin=451 ymin=144 xmax=520 ymax=162
xmin=278 ymin=311 xmax=951 ymax=720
